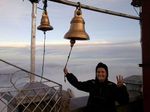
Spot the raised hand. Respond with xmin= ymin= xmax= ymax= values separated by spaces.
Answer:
xmin=116 ymin=75 xmax=124 ymax=87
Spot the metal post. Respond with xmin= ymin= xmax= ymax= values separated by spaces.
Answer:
xmin=141 ymin=1 xmax=150 ymax=111
xmin=30 ymin=1 xmax=38 ymax=82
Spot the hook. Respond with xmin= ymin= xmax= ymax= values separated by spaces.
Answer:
xmin=76 ymin=2 xmax=82 ymax=15
xmin=77 ymin=2 xmax=81 ymax=10
xmin=43 ymin=0 xmax=47 ymax=12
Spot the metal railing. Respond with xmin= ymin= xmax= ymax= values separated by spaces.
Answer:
xmin=0 ymin=59 xmax=62 ymax=112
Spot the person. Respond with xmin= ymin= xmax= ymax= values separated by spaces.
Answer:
xmin=63 ymin=62 xmax=129 ymax=112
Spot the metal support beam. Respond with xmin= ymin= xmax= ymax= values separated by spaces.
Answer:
xmin=141 ymin=1 xmax=150 ymax=112
xmin=30 ymin=2 xmax=38 ymax=82
xmin=48 ymin=0 xmax=140 ymax=20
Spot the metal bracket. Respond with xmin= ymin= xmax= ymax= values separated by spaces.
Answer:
xmin=139 ymin=63 xmax=150 ymax=67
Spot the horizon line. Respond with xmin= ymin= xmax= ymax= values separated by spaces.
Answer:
xmin=0 ymin=41 xmax=140 ymax=48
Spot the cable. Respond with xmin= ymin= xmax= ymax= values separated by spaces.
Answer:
xmin=64 ymin=40 xmax=75 ymax=82
xmin=133 ymin=6 xmax=140 ymax=16
xmin=41 ymin=31 xmax=46 ymax=82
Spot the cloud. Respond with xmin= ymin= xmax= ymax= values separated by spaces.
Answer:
xmin=0 ymin=42 xmax=142 ymax=96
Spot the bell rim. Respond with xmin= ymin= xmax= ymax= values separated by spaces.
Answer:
xmin=37 ymin=25 xmax=53 ymax=31
xmin=64 ymin=37 xmax=90 ymax=40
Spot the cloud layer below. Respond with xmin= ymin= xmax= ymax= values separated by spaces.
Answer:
xmin=0 ymin=42 xmax=142 ymax=97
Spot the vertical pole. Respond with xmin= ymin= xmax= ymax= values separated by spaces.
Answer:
xmin=141 ymin=1 xmax=150 ymax=112
xmin=30 ymin=2 xmax=37 ymax=82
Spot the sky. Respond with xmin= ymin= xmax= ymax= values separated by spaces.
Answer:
xmin=0 ymin=0 xmax=142 ymax=97
xmin=0 ymin=0 xmax=141 ymax=46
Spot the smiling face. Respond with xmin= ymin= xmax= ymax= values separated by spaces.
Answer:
xmin=96 ymin=67 xmax=107 ymax=82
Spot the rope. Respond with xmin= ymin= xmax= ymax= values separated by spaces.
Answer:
xmin=64 ymin=46 xmax=73 ymax=69
xmin=64 ymin=40 xmax=75 ymax=82
xmin=41 ymin=31 xmax=46 ymax=82
xmin=64 ymin=47 xmax=73 ymax=82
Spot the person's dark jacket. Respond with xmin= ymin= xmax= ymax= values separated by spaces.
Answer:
xmin=66 ymin=73 xmax=129 ymax=112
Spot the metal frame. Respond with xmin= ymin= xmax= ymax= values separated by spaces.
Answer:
xmin=0 ymin=59 xmax=62 ymax=112
xmin=47 ymin=0 xmax=140 ymax=20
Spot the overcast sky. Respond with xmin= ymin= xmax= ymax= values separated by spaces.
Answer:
xmin=0 ymin=0 xmax=140 ymax=46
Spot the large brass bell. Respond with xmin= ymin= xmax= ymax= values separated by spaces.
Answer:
xmin=64 ymin=6 xmax=89 ymax=40
xmin=37 ymin=10 xmax=53 ymax=32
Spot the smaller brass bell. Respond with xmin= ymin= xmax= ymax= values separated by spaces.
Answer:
xmin=37 ymin=10 xmax=53 ymax=32
xmin=64 ymin=8 xmax=89 ymax=40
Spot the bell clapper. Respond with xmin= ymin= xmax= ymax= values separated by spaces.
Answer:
xmin=70 ymin=39 xmax=76 ymax=47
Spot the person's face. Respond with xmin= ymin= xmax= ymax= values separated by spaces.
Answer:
xmin=96 ymin=67 xmax=107 ymax=82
